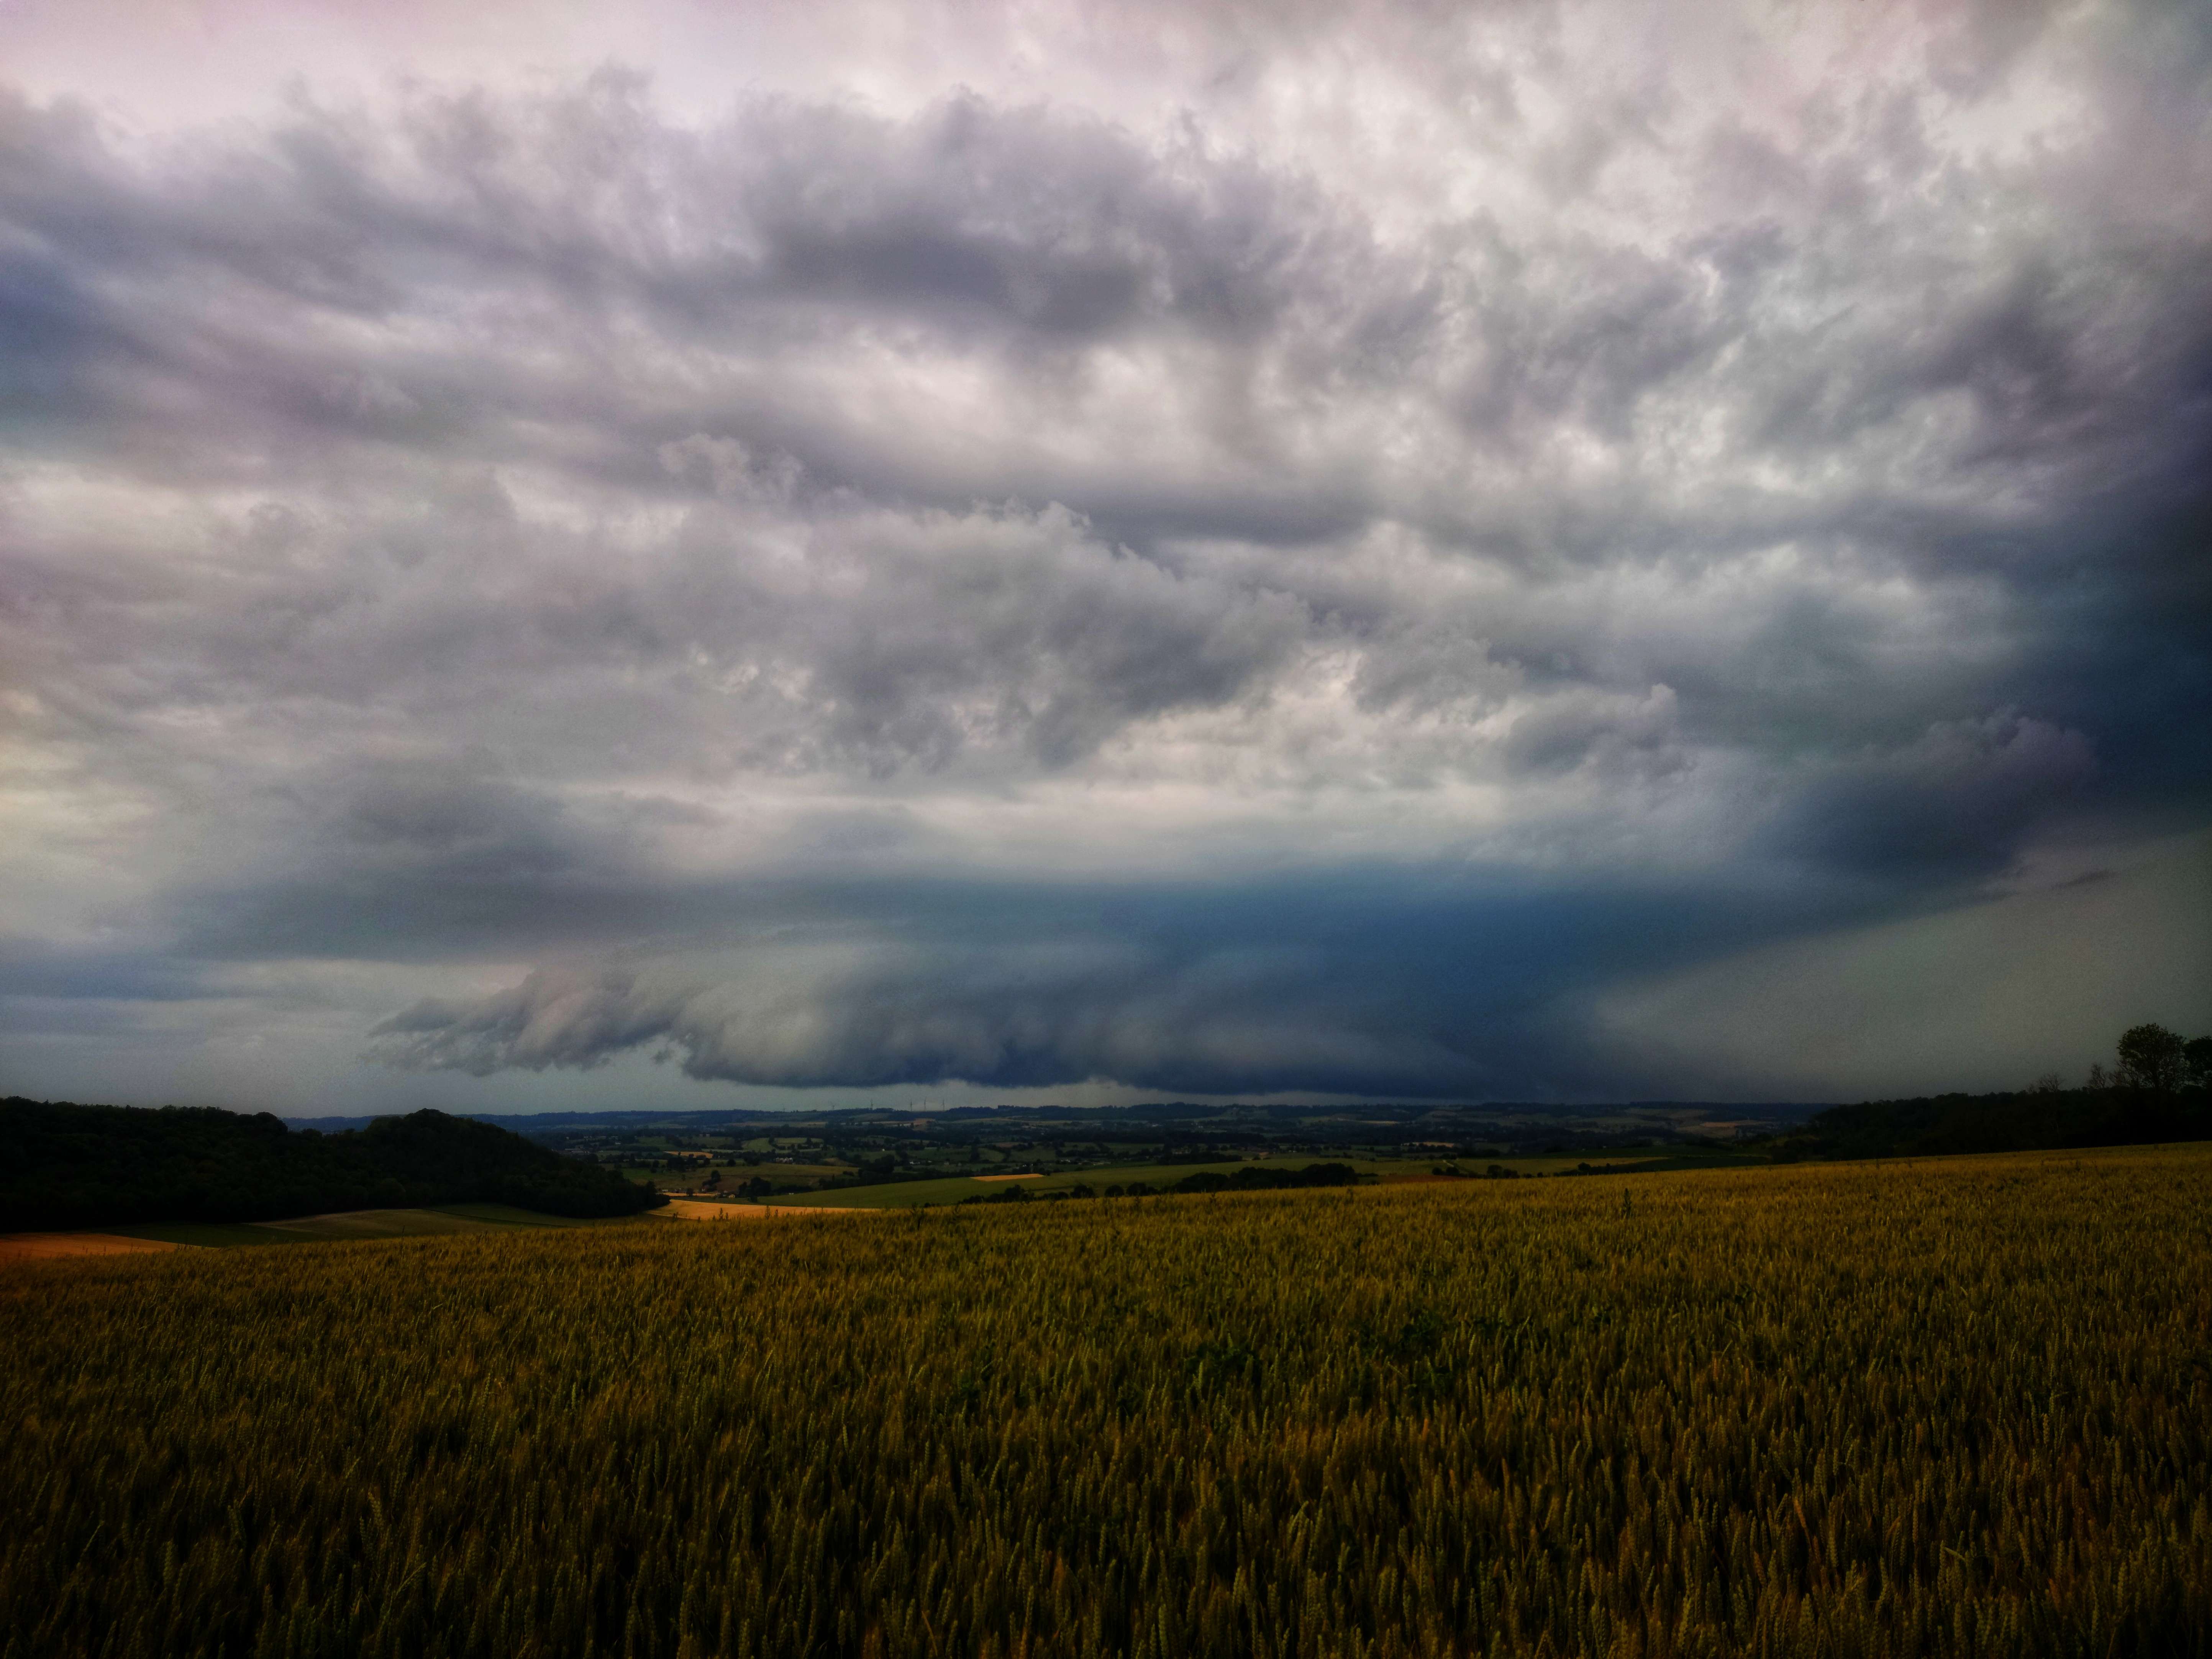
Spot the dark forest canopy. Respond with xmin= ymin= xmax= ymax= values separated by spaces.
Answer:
xmin=1770 ymin=1024 xmax=2212 ymax=1162
xmin=0 ymin=1100 xmax=659 ymax=1232
xmin=1773 ymin=1086 xmax=2210 ymax=1163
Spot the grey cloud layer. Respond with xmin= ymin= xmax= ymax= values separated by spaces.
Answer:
xmin=3 ymin=1 xmax=2208 ymax=1101
xmin=367 ymin=943 xmax=1469 ymax=1098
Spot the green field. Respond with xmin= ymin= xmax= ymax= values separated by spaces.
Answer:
xmin=766 ymin=1148 xmax=1756 ymax=1208
xmin=625 ymin=1161 xmax=855 ymax=1189
xmin=4 ymin=1146 xmax=2207 ymax=1657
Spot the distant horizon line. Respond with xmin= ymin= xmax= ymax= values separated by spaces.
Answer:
xmin=7 ymin=1092 xmax=1833 ymax=1123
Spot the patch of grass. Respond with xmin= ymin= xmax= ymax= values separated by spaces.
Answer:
xmin=108 ymin=1204 xmax=610 ymax=1248
xmin=249 ymin=1207 xmax=532 ymax=1240
xmin=428 ymin=1202 xmax=581 ymax=1227
xmin=106 ymin=1220 xmax=323 ymax=1249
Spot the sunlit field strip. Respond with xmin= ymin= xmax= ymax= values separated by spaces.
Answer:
xmin=3 ymin=1146 xmax=2207 ymax=1658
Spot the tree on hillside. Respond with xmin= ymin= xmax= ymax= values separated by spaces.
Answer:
xmin=2185 ymin=1036 xmax=2212 ymax=1091
xmin=2117 ymin=1023 xmax=2187 ymax=1092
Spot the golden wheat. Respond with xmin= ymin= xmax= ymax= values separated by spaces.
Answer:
xmin=3 ymin=1147 xmax=2207 ymax=1657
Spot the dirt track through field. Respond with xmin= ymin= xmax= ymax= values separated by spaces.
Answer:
xmin=656 ymin=1199 xmax=867 ymax=1221
xmin=0 ymin=1233 xmax=186 ymax=1262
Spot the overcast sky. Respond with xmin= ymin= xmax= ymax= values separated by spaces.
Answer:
xmin=2 ymin=0 xmax=2207 ymax=1116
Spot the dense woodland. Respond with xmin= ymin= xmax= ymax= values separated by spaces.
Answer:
xmin=1773 ymin=1083 xmax=2211 ymax=1161
xmin=1773 ymin=1023 xmax=2212 ymax=1161
xmin=0 ymin=1100 xmax=658 ymax=1231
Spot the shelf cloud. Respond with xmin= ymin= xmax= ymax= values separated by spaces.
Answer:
xmin=2 ymin=0 xmax=2207 ymax=1109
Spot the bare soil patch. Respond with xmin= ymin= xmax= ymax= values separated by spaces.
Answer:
xmin=0 ymin=1232 xmax=187 ymax=1262
xmin=656 ymin=1199 xmax=863 ymax=1221
xmin=974 ymin=1172 xmax=1043 ymax=1182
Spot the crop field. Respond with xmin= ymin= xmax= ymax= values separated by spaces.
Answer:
xmin=766 ymin=1152 xmax=1754 ymax=1210
xmin=3 ymin=1146 xmax=2207 ymax=1658
xmin=626 ymin=1162 xmax=859 ymax=1187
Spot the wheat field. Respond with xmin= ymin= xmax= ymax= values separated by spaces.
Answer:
xmin=4 ymin=1147 xmax=2207 ymax=1658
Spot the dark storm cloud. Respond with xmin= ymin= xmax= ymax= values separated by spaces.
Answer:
xmin=368 ymin=945 xmax=1458 ymax=1097
xmin=363 ymin=871 xmax=1805 ymax=1097
xmin=1770 ymin=713 xmax=2100 ymax=882
xmin=3 ymin=0 xmax=2210 ymax=1104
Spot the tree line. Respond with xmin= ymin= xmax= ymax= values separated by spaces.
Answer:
xmin=0 ymin=1100 xmax=661 ymax=1231
xmin=1772 ymin=1023 xmax=2212 ymax=1163
xmin=2099 ymin=1022 xmax=2211 ymax=1093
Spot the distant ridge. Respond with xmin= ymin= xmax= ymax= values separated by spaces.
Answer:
xmin=2 ymin=1099 xmax=660 ymax=1232
xmin=281 ymin=1099 xmax=1822 ymax=1134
